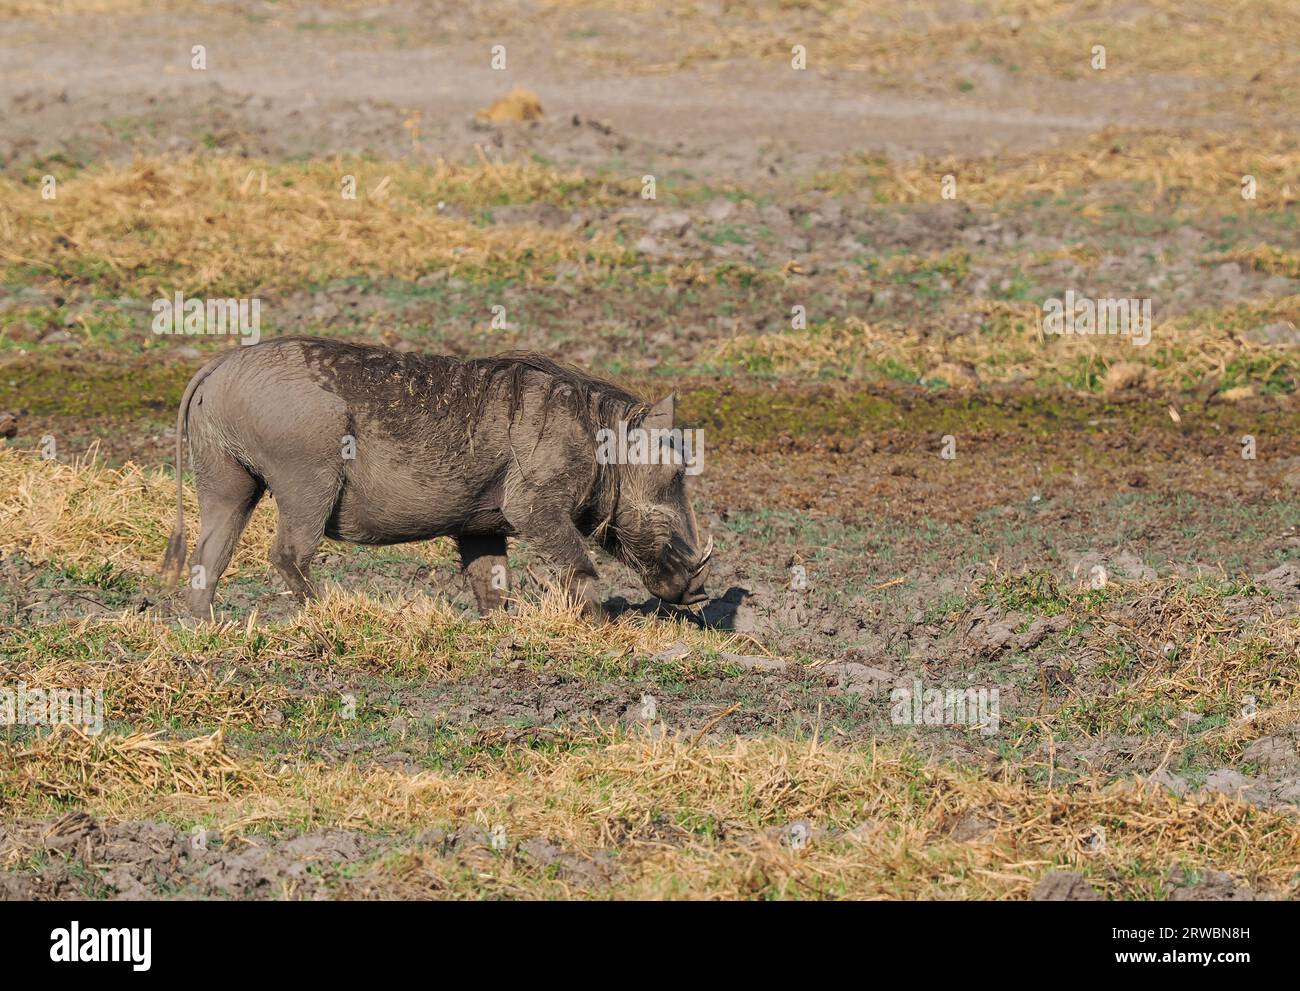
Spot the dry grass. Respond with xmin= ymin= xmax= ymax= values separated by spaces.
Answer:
xmin=274 ymin=585 xmax=739 ymax=673
xmin=716 ymin=296 xmax=1300 ymax=393
xmin=1061 ymin=582 xmax=1300 ymax=744
xmin=3 ymin=584 xmax=744 ymax=682
xmin=1216 ymin=246 xmax=1300 ymax=281
xmin=315 ymin=733 xmax=1300 ymax=898
xmin=0 ymin=158 xmax=626 ymax=297
xmin=2 ymin=642 xmax=293 ymax=730
xmin=4 ymin=726 xmax=252 ymax=802
xmin=4 ymin=725 xmax=1297 ymax=898
xmin=814 ymin=129 xmax=1300 ymax=212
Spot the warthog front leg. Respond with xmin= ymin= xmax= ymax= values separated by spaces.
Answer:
xmin=505 ymin=509 xmax=602 ymax=619
xmin=458 ymin=534 xmax=510 ymax=613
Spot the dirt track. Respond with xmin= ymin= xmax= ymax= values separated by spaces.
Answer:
xmin=0 ymin=2 xmax=1266 ymax=170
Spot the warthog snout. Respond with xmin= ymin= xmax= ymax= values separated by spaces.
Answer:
xmin=642 ymin=533 xmax=712 ymax=606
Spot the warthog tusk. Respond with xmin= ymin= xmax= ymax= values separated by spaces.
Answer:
xmin=692 ymin=535 xmax=714 ymax=575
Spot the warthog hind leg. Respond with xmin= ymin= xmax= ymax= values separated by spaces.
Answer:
xmin=187 ymin=456 xmax=264 ymax=619
xmin=267 ymin=485 xmax=336 ymax=604
xmin=458 ymin=534 xmax=510 ymax=613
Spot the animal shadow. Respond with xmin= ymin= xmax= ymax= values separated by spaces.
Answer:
xmin=603 ymin=586 xmax=753 ymax=630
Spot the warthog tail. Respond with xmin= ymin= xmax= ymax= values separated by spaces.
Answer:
xmin=161 ymin=349 xmax=242 ymax=587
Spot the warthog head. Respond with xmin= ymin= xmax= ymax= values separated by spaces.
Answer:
xmin=596 ymin=394 xmax=712 ymax=607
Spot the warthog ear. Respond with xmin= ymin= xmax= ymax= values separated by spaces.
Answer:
xmin=643 ymin=393 xmax=676 ymax=432
xmin=641 ymin=393 xmax=685 ymax=479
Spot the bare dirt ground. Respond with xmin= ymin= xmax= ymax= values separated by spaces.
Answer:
xmin=0 ymin=1 xmax=1297 ymax=900
xmin=1 ymin=3 xmax=1249 ymax=169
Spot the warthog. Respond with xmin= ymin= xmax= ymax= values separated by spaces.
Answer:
xmin=162 ymin=337 xmax=712 ymax=618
